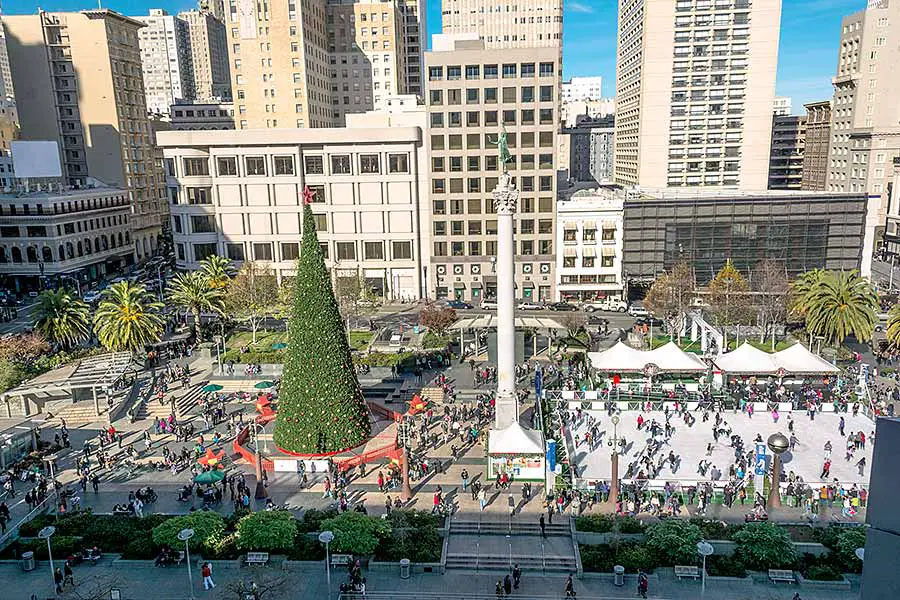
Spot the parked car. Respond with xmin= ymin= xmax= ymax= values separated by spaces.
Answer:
xmin=447 ymin=300 xmax=474 ymax=310
xmin=82 ymin=290 xmax=103 ymax=304
xmin=517 ymin=301 xmax=543 ymax=311
xmin=583 ymin=299 xmax=628 ymax=313
xmin=480 ymin=299 xmax=498 ymax=310
xmin=634 ymin=316 xmax=663 ymax=328
xmin=628 ymin=305 xmax=650 ymax=318
xmin=547 ymin=302 xmax=577 ymax=311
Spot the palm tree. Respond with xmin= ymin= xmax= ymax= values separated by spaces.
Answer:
xmin=33 ymin=289 xmax=91 ymax=349
xmin=93 ymin=282 xmax=164 ymax=352
xmin=803 ymin=270 xmax=877 ymax=346
xmin=886 ymin=303 xmax=900 ymax=347
xmin=790 ymin=268 xmax=824 ymax=318
xmin=199 ymin=255 xmax=235 ymax=291
xmin=167 ymin=271 xmax=225 ymax=340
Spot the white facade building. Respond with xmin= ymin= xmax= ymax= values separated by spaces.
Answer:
xmin=773 ymin=96 xmax=792 ymax=116
xmin=136 ymin=9 xmax=195 ymax=116
xmin=157 ymin=120 xmax=430 ymax=301
xmin=562 ymin=77 xmax=603 ymax=102
xmin=556 ymin=187 xmax=625 ymax=302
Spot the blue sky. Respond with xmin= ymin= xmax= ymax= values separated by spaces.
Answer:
xmin=2 ymin=0 xmax=865 ymax=113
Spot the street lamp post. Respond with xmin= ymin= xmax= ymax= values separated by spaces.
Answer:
xmin=178 ymin=528 xmax=196 ymax=600
xmin=606 ymin=415 xmax=624 ymax=511
xmin=252 ymin=423 xmax=268 ymax=499
xmin=319 ymin=531 xmax=335 ymax=596
xmin=38 ymin=526 xmax=56 ymax=596
xmin=697 ymin=540 xmax=714 ymax=600
xmin=397 ymin=417 xmax=414 ymax=501
xmin=766 ymin=432 xmax=789 ymax=510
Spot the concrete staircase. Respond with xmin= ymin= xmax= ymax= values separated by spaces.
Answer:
xmin=445 ymin=518 xmax=578 ymax=573
xmin=137 ymin=385 xmax=203 ymax=420
xmin=418 ymin=385 xmax=445 ymax=404
xmin=443 ymin=553 xmax=577 ymax=573
xmin=46 ymin=401 xmax=112 ymax=425
xmin=449 ymin=519 xmax=570 ymax=537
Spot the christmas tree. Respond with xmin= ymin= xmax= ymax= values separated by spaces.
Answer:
xmin=273 ymin=188 xmax=371 ymax=454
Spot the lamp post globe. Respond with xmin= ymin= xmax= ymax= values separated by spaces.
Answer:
xmin=767 ymin=432 xmax=789 ymax=455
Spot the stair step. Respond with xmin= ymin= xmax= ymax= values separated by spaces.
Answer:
xmin=445 ymin=554 xmax=576 ymax=572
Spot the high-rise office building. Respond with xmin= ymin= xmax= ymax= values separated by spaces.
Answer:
xmin=4 ymin=9 xmax=167 ymax=261
xmin=827 ymin=1 xmax=900 ymax=267
xmin=179 ymin=9 xmax=231 ymax=101
xmin=200 ymin=0 xmax=226 ymax=23
xmin=801 ymin=100 xmax=831 ymax=191
xmin=396 ymin=0 xmax=426 ymax=98
xmin=772 ymin=95 xmax=792 ymax=116
xmin=440 ymin=0 xmax=563 ymax=49
xmin=0 ymin=20 xmax=17 ymax=124
xmin=767 ymin=114 xmax=805 ymax=190
xmin=562 ymin=77 xmax=603 ymax=102
xmin=425 ymin=36 xmax=559 ymax=302
xmin=136 ymin=9 xmax=195 ymax=116
xmin=614 ymin=0 xmax=782 ymax=190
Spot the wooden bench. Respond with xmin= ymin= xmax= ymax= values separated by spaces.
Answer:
xmin=331 ymin=554 xmax=352 ymax=567
xmin=768 ymin=569 xmax=795 ymax=584
xmin=244 ymin=552 xmax=270 ymax=566
xmin=674 ymin=565 xmax=701 ymax=580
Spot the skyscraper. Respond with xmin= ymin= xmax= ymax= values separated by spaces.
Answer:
xmin=4 ymin=9 xmax=167 ymax=261
xmin=179 ymin=8 xmax=231 ymax=101
xmin=136 ymin=9 xmax=195 ymax=116
xmin=767 ymin=114 xmax=805 ymax=190
xmin=440 ymin=0 xmax=562 ymax=48
xmin=614 ymin=0 xmax=782 ymax=190
xmin=801 ymin=100 xmax=831 ymax=191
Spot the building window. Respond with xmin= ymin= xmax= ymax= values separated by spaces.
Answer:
xmin=193 ymin=243 xmax=217 ymax=261
xmin=336 ymin=242 xmax=356 ymax=260
xmin=583 ymin=256 xmax=595 ymax=268
xmin=364 ymin=241 xmax=384 ymax=260
xmin=304 ymin=155 xmax=324 ymax=174
xmin=539 ymin=62 xmax=554 ymax=77
xmin=274 ymin=156 xmax=295 ymax=175
xmin=388 ymin=153 xmax=409 ymax=173
xmin=564 ymin=256 xmax=576 ymax=268
xmin=190 ymin=215 xmax=216 ymax=233
xmin=217 ymin=157 xmax=237 ymax=176
xmin=182 ymin=157 xmax=209 ymax=176
xmin=312 ymin=214 xmax=327 ymax=231
xmin=360 ymin=154 xmax=380 ymax=174
xmin=601 ymin=228 xmax=615 ymax=242
xmin=176 ymin=243 xmax=185 ymax=261
xmin=392 ymin=241 xmax=412 ymax=260
xmin=281 ymin=242 xmax=299 ymax=261
xmin=331 ymin=154 xmax=352 ymax=174
xmin=245 ymin=156 xmax=266 ymax=176
xmin=253 ymin=242 xmax=273 ymax=261
xmin=226 ymin=243 xmax=245 ymax=261
xmin=186 ymin=187 xmax=212 ymax=205
xmin=502 ymin=63 xmax=517 ymax=78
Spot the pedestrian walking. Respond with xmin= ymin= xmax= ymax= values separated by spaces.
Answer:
xmin=54 ymin=568 xmax=64 ymax=594
xmin=63 ymin=561 xmax=74 ymax=587
xmin=839 ymin=416 xmax=846 ymax=437
xmin=539 ymin=514 xmax=546 ymax=537
xmin=512 ymin=564 xmax=521 ymax=589
xmin=564 ymin=573 xmax=575 ymax=598
xmin=478 ymin=487 xmax=487 ymax=511
xmin=637 ymin=571 xmax=648 ymax=599
xmin=201 ymin=562 xmax=216 ymax=590
xmin=461 ymin=468 xmax=469 ymax=491
xmin=495 ymin=579 xmax=504 ymax=599
xmin=503 ymin=574 xmax=512 ymax=595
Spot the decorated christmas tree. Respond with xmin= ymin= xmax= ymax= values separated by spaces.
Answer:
xmin=273 ymin=187 xmax=371 ymax=454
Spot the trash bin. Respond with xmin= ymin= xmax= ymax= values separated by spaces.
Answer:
xmin=613 ymin=565 xmax=624 ymax=587
xmin=400 ymin=558 xmax=411 ymax=579
xmin=21 ymin=551 xmax=35 ymax=572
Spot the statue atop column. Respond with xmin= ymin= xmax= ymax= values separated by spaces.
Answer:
xmin=490 ymin=125 xmax=514 ymax=170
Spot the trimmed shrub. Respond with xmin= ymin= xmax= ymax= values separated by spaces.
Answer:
xmin=376 ymin=510 xmax=442 ymax=563
xmin=806 ymin=565 xmax=843 ymax=581
xmin=235 ymin=510 xmax=297 ymax=552
xmin=152 ymin=512 xmax=225 ymax=552
xmin=320 ymin=511 xmax=391 ymax=556
xmin=645 ymin=519 xmax=702 ymax=566
xmin=835 ymin=527 xmax=866 ymax=573
xmin=705 ymin=554 xmax=747 ymax=578
xmin=731 ymin=522 xmax=796 ymax=570
xmin=298 ymin=507 xmax=339 ymax=533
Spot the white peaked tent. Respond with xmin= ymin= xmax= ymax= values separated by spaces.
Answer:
xmin=714 ymin=342 xmax=779 ymax=374
xmin=648 ymin=342 xmax=708 ymax=372
xmin=488 ymin=421 xmax=544 ymax=454
xmin=588 ymin=341 xmax=707 ymax=373
xmin=771 ymin=343 xmax=840 ymax=375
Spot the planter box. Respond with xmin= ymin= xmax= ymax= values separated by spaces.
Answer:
xmin=796 ymin=573 xmax=852 ymax=590
xmin=576 ymin=532 xmax=645 ymax=545
xmin=705 ymin=574 xmax=752 ymax=583
xmin=581 ymin=571 xmax=660 ymax=584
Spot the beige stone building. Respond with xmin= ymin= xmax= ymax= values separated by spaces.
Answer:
xmin=179 ymin=9 xmax=232 ymax=102
xmin=157 ymin=109 xmax=431 ymax=300
xmin=801 ymin=100 xmax=831 ymax=191
xmin=827 ymin=2 xmax=900 ymax=267
xmin=614 ymin=0 xmax=781 ymax=190
xmin=425 ymin=36 xmax=559 ymax=302
xmin=136 ymin=9 xmax=195 ymax=116
xmin=441 ymin=0 xmax=562 ymax=48
xmin=4 ymin=10 xmax=167 ymax=261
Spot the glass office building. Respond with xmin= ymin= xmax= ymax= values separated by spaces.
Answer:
xmin=622 ymin=192 xmax=866 ymax=284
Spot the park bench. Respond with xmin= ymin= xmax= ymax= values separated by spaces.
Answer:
xmin=331 ymin=554 xmax=352 ymax=567
xmin=674 ymin=565 xmax=700 ymax=580
xmin=244 ymin=552 xmax=270 ymax=566
xmin=768 ymin=569 xmax=795 ymax=584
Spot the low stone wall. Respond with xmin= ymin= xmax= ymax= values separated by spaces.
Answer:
xmin=575 ymin=532 xmax=645 ymax=545
xmin=575 ymin=532 xmax=829 ymax=558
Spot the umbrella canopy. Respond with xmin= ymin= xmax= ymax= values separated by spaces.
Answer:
xmin=201 ymin=384 xmax=224 ymax=393
xmin=271 ymin=343 xmax=287 ymax=350
xmin=194 ymin=470 xmax=225 ymax=484
xmin=254 ymin=381 xmax=275 ymax=389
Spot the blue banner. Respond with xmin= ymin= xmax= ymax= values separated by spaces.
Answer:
xmin=755 ymin=443 xmax=768 ymax=476
xmin=547 ymin=440 xmax=557 ymax=472
xmin=535 ymin=369 xmax=543 ymax=399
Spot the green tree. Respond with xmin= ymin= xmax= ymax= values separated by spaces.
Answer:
xmin=272 ymin=202 xmax=372 ymax=453
xmin=0 ymin=360 xmax=27 ymax=394
xmin=93 ymin=282 xmax=164 ymax=352
xmin=226 ymin=261 xmax=280 ymax=344
xmin=0 ymin=333 xmax=50 ymax=364
xmin=418 ymin=303 xmax=457 ymax=337
xmin=33 ymin=289 xmax=91 ymax=349
xmin=644 ymin=519 xmax=702 ymax=566
xmin=801 ymin=270 xmax=877 ymax=346
xmin=235 ymin=510 xmax=298 ymax=552
xmin=320 ymin=511 xmax=391 ymax=556
xmin=731 ymin=522 xmax=797 ymax=570
xmin=643 ymin=261 xmax=696 ymax=342
xmin=835 ymin=527 xmax=866 ymax=570
xmin=151 ymin=511 xmax=225 ymax=552
xmin=199 ymin=254 xmax=236 ymax=291
xmin=790 ymin=268 xmax=824 ymax=319
xmin=707 ymin=259 xmax=751 ymax=330
xmin=167 ymin=271 xmax=225 ymax=341
xmin=886 ymin=302 xmax=900 ymax=347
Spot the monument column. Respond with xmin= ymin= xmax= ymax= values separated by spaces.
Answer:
xmin=493 ymin=171 xmax=519 ymax=429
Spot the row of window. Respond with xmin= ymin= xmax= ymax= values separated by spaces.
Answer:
xmin=431 ymin=108 xmax=554 ymax=128
xmin=434 ymin=219 xmax=554 ymax=236
xmin=429 ymin=85 xmax=554 ymax=105
xmin=428 ymin=62 xmax=555 ymax=81
xmin=174 ymin=152 xmax=411 ymax=179
xmin=562 ymin=256 xmax=616 ymax=268
xmin=0 ymin=214 xmax=128 ymax=238
xmin=432 ymin=132 xmax=554 ymax=151
xmin=0 ymin=196 xmax=128 ymax=217
xmin=562 ymin=229 xmax=616 ymax=242
xmin=432 ymin=175 xmax=553 ymax=194
xmin=0 ymin=232 xmax=130 ymax=264
xmin=433 ymin=197 xmax=554 ymax=215
xmin=560 ymin=274 xmax=620 ymax=285
xmin=181 ymin=239 xmax=413 ymax=263
xmin=433 ymin=240 xmax=553 ymax=257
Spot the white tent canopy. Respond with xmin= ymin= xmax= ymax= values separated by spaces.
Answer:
xmin=488 ymin=422 xmax=544 ymax=454
xmin=713 ymin=343 xmax=779 ymax=374
xmin=714 ymin=342 xmax=839 ymax=375
xmin=587 ymin=341 xmax=706 ymax=373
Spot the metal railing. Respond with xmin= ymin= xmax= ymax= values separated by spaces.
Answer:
xmin=0 ymin=494 xmax=53 ymax=549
